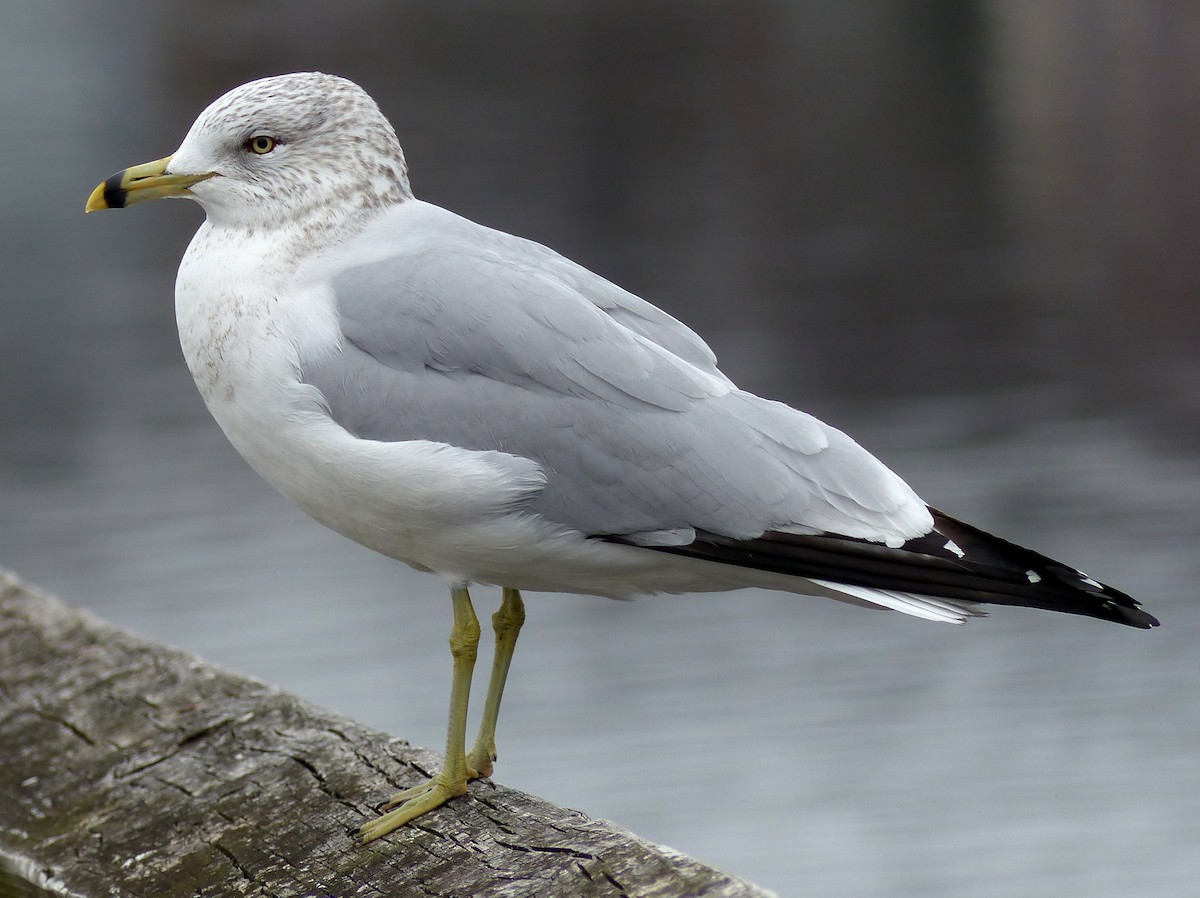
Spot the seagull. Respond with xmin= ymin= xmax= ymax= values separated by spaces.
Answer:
xmin=86 ymin=72 xmax=1158 ymax=842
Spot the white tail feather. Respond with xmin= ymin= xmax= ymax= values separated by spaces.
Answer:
xmin=811 ymin=579 xmax=984 ymax=625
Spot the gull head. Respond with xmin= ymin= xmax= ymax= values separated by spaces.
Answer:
xmin=86 ymin=73 xmax=413 ymax=229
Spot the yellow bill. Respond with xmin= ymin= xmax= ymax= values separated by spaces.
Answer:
xmin=85 ymin=156 xmax=214 ymax=212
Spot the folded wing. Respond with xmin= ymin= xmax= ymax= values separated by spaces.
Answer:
xmin=298 ymin=202 xmax=1155 ymax=628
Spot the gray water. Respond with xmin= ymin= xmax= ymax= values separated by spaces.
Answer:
xmin=3 ymin=4 xmax=1199 ymax=896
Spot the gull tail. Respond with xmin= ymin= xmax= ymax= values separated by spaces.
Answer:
xmin=641 ymin=507 xmax=1158 ymax=629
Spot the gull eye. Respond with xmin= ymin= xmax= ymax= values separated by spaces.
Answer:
xmin=246 ymin=135 xmax=278 ymax=155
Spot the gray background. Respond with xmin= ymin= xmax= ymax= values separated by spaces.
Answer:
xmin=2 ymin=3 xmax=1198 ymax=895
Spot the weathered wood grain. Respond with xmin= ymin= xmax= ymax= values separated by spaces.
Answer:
xmin=0 ymin=569 xmax=776 ymax=898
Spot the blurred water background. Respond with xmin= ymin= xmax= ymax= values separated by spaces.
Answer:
xmin=2 ymin=3 xmax=1199 ymax=896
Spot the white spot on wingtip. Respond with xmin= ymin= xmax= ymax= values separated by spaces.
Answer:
xmin=944 ymin=539 xmax=965 ymax=558
xmin=1081 ymin=576 xmax=1103 ymax=589
xmin=1026 ymin=570 xmax=1042 ymax=584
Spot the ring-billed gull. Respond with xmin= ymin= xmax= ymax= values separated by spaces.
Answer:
xmin=86 ymin=72 xmax=1158 ymax=842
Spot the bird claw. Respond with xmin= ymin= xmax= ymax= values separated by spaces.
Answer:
xmin=466 ymin=746 xmax=495 ymax=780
xmin=360 ymin=775 xmax=468 ymax=841
xmin=380 ymin=760 xmax=488 ymax=812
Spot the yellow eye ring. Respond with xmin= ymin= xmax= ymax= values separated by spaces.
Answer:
xmin=247 ymin=135 xmax=277 ymax=155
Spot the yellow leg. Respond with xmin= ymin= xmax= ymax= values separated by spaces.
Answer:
xmin=467 ymin=588 xmax=525 ymax=778
xmin=360 ymin=585 xmax=480 ymax=842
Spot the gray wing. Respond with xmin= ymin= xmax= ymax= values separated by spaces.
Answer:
xmin=300 ymin=209 xmax=929 ymax=545
xmin=490 ymin=228 xmax=730 ymax=383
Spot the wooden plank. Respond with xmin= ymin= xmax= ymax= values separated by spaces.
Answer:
xmin=0 ymin=569 xmax=775 ymax=898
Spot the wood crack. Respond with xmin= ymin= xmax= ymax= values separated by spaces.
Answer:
xmin=212 ymin=841 xmax=280 ymax=897
xmin=28 ymin=708 xmax=96 ymax=746
xmin=494 ymin=840 xmax=597 ymax=861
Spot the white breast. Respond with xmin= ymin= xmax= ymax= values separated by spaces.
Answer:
xmin=173 ymin=223 xmax=554 ymax=580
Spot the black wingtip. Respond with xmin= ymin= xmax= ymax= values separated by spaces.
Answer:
xmin=924 ymin=508 xmax=1159 ymax=630
xmin=632 ymin=508 xmax=1158 ymax=630
xmin=1099 ymin=600 xmax=1159 ymax=630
